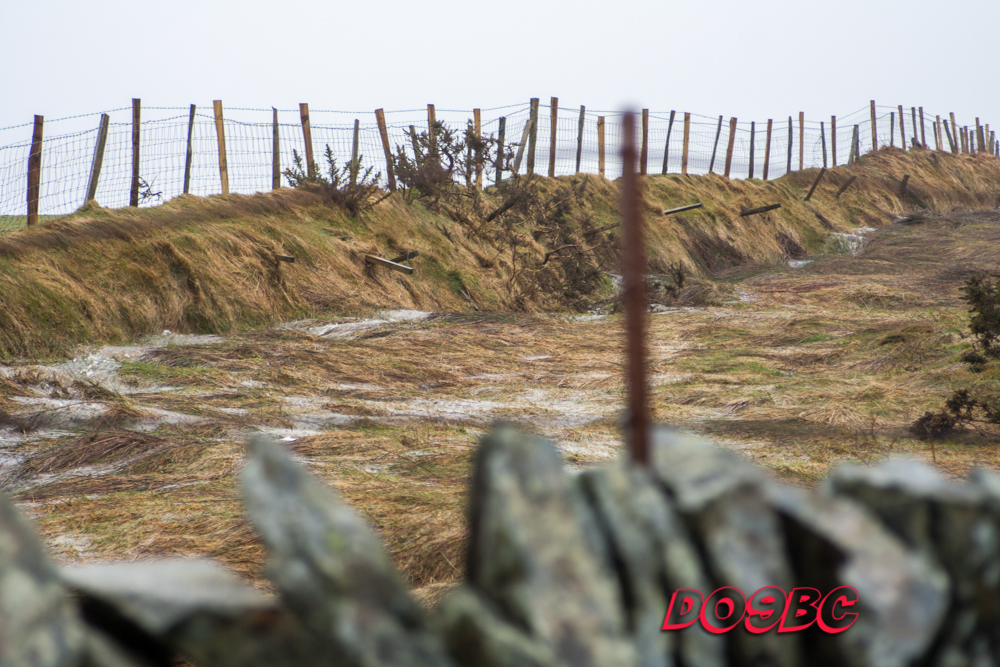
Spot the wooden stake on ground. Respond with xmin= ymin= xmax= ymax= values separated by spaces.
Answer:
xmin=374 ymin=108 xmax=396 ymax=192
xmin=640 ymin=109 xmax=649 ymax=176
xmin=130 ymin=98 xmax=141 ymax=206
xmin=575 ymin=105 xmax=585 ymax=174
xmin=619 ymin=110 xmax=648 ymax=466
xmin=351 ymin=119 xmax=360 ymax=186
xmin=763 ymin=118 xmax=773 ymax=180
xmin=835 ymin=174 xmax=857 ymax=198
xmin=214 ymin=100 xmax=229 ymax=194
xmin=803 ymin=167 xmax=826 ymax=201
xmin=748 ymin=121 xmax=756 ymax=179
xmin=526 ymin=98 xmax=539 ymax=175
xmin=365 ymin=255 xmax=414 ymax=275
xmin=27 ymin=115 xmax=43 ymax=226
xmin=496 ymin=116 xmax=506 ymax=185
xmin=662 ymin=110 xmax=675 ymax=174
xmin=681 ymin=112 xmax=691 ymax=176
xmin=182 ymin=105 xmax=195 ymax=194
xmin=299 ymin=103 xmax=314 ymax=178
xmin=870 ymin=100 xmax=878 ymax=151
xmin=474 ymin=108 xmax=482 ymax=189
xmin=799 ymin=111 xmax=804 ymax=170
xmin=271 ymin=108 xmax=280 ymax=190
xmin=709 ymin=115 xmax=723 ymax=174
xmin=597 ymin=116 xmax=606 ymax=178
xmin=831 ymin=116 xmax=837 ymax=166
xmin=740 ymin=203 xmax=781 ymax=216
xmin=725 ymin=117 xmax=737 ymax=178
xmin=919 ymin=107 xmax=927 ymax=148
xmin=86 ymin=113 xmax=110 ymax=203
xmin=549 ymin=97 xmax=558 ymax=178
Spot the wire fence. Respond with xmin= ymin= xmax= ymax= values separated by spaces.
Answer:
xmin=1 ymin=100 xmax=996 ymax=233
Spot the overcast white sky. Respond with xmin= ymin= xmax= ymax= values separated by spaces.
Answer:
xmin=3 ymin=0 xmax=998 ymax=131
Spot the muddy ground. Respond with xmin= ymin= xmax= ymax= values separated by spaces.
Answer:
xmin=2 ymin=210 xmax=999 ymax=603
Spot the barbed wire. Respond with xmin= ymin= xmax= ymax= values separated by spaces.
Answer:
xmin=0 ymin=101 xmax=993 ymax=233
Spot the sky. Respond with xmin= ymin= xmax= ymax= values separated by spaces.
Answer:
xmin=3 ymin=0 xmax=998 ymax=132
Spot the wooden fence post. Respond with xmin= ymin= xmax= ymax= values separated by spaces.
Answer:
xmin=526 ymin=98 xmax=539 ymax=175
xmin=549 ymin=97 xmax=558 ymax=178
xmin=820 ymin=121 xmax=827 ymax=168
xmin=575 ymin=105 xmax=585 ymax=174
xmin=763 ymin=119 xmax=773 ymax=180
xmin=181 ymin=105 xmax=195 ymax=194
xmin=85 ymin=113 xmax=110 ymax=203
xmin=408 ymin=126 xmax=422 ymax=166
xmin=351 ymin=119 xmax=360 ymax=185
xmin=214 ymin=100 xmax=229 ymax=194
xmin=919 ymin=107 xmax=927 ymax=148
xmin=910 ymin=108 xmax=918 ymax=148
xmin=724 ymin=117 xmax=737 ymax=178
xmin=950 ymin=113 xmax=959 ymax=153
xmin=270 ymin=108 xmax=280 ymax=190
xmin=374 ymin=109 xmax=396 ymax=192
xmin=27 ymin=115 xmax=43 ymax=226
xmin=299 ymin=103 xmax=314 ymax=177
xmin=130 ymin=98 xmax=141 ymax=206
xmin=681 ymin=112 xmax=691 ymax=176
xmin=848 ymin=125 xmax=859 ymax=165
xmin=496 ymin=116 xmax=506 ymax=185
xmin=748 ymin=121 xmax=755 ymax=179
xmin=787 ymin=116 xmax=793 ymax=172
xmin=898 ymin=106 xmax=906 ymax=151
xmin=936 ymin=116 xmax=944 ymax=152
xmin=943 ymin=119 xmax=955 ymax=153
xmin=932 ymin=124 xmax=939 ymax=153
xmin=465 ymin=120 xmax=473 ymax=187
xmin=474 ymin=108 xmax=482 ymax=189
xmin=708 ymin=115 xmax=723 ymax=174
xmin=427 ymin=104 xmax=438 ymax=164
xmin=985 ymin=124 xmax=991 ymax=153
xmin=798 ymin=111 xmax=804 ymax=170
xmin=960 ymin=126 xmax=968 ymax=153
xmin=831 ymin=116 xmax=837 ymax=166
xmin=977 ymin=118 xmax=986 ymax=152
xmin=870 ymin=100 xmax=878 ymax=151
xmin=661 ymin=110 xmax=675 ymax=175
xmin=512 ymin=115 xmax=533 ymax=174
xmin=597 ymin=116 xmax=605 ymax=178
xmin=640 ymin=108 xmax=649 ymax=176
xmin=889 ymin=112 xmax=895 ymax=147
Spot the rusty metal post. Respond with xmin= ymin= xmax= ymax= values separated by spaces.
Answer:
xmin=620 ymin=111 xmax=649 ymax=466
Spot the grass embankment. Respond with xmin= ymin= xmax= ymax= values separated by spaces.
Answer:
xmin=2 ymin=147 xmax=999 ymax=360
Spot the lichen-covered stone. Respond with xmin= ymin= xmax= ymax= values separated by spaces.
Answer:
xmin=648 ymin=426 xmax=801 ymax=667
xmin=435 ymin=585 xmax=560 ymax=667
xmin=0 ymin=492 xmax=86 ymax=667
xmin=241 ymin=435 xmax=453 ymax=667
xmin=767 ymin=482 xmax=949 ymax=667
xmin=62 ymin=559 xmax=319 ymax=667
xmin=466 ymin=425 xmax=637 ymax=667
xmin=829 ymin=459 xmax=997 ymax=665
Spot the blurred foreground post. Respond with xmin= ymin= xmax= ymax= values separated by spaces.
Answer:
xmin=27 ymin=115 xmax=43 ymax=226
xmin=620 ymin=111 xmax=648 ymax=466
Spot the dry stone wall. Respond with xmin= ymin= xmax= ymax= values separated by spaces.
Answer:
xmin=2 ymin=424 xmax=998 ymax=666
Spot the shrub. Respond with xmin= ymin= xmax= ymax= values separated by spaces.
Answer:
xmin=283 ymin=145 xmax=384 ymax=215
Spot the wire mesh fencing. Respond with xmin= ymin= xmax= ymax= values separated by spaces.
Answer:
xmin=0 ymin=100 xmax=996 ymax=234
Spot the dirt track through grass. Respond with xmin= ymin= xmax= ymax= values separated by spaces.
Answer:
xmin=3 ymin=210 xmax=1000 ymax=604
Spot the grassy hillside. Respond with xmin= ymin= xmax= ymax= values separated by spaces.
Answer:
xmin=1 ymin=146 xmax=998 ymax=360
